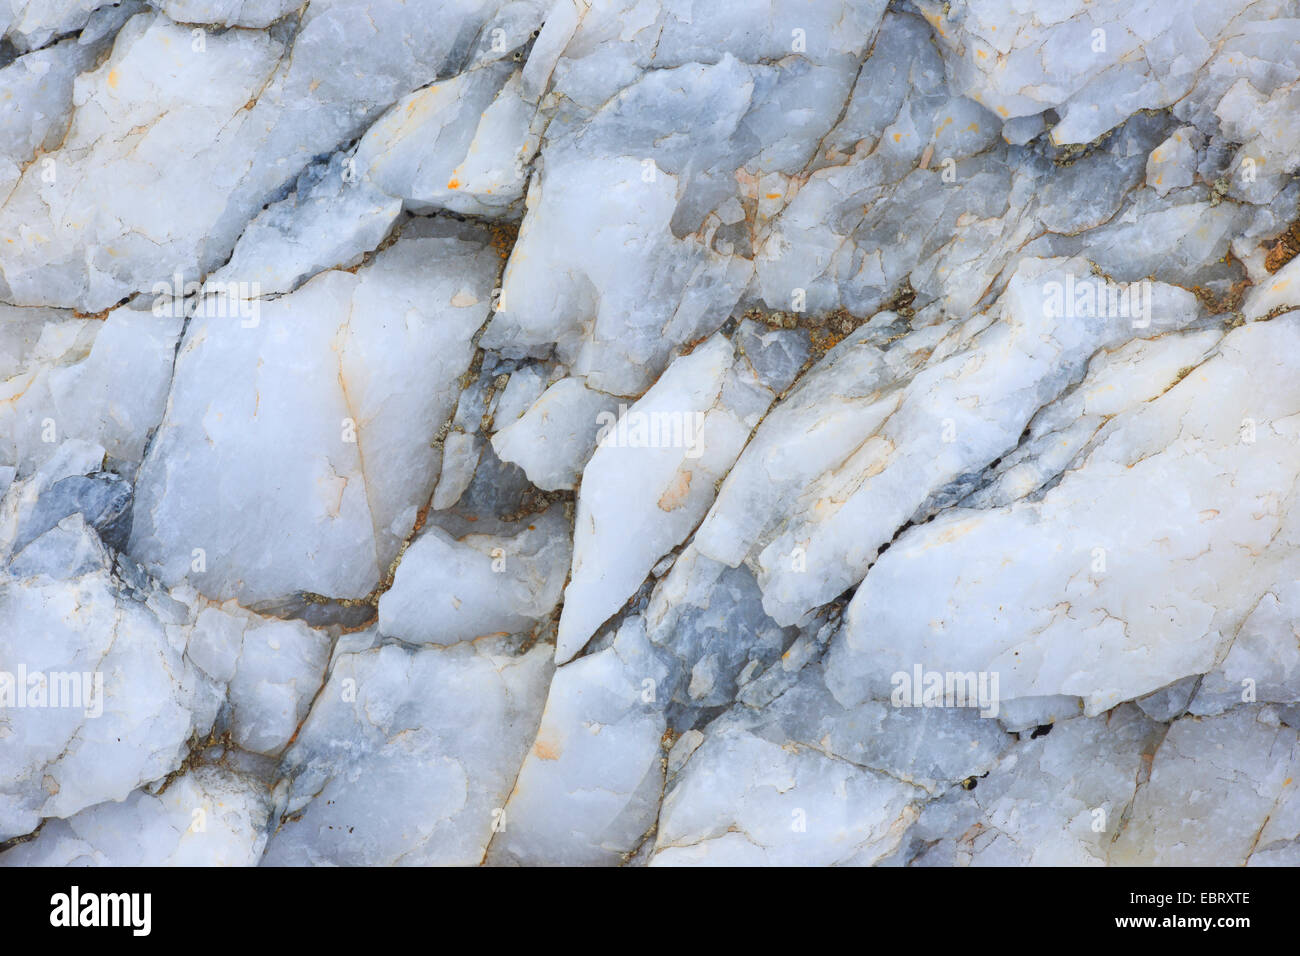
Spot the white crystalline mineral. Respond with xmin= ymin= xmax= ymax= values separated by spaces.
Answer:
xmin=0 ymin=304 xmax=182 ymax=477
xmin=490 ymin=377 xmax=622 ymax=492
xmin=156 ymin=1 xmax=301 ymax=29
xmin=651 ymin=725 xmax=924 ymax=867
xmin=263 ymin=636 xmax=552 ymax=866
xmin=0 ymin=461 xmax=222 ymax=838
xmin=0 ymin=765 xmax=272 ymax=866
xmin=128 ymin=222 xmax=499 ymax=605
xmin=2 ymin=0 xmax=1300 ymax=870
xmin=0 ymin=12 xmax=287 ymax=310
xmin=185 ymin=605 xmax=330 ymax=756
xmin=696 ymin=258 xmax=1203 ymax=627
xmin=555 ymin=331 xmax=777 ymax=662
xmin=1111 ymin=707 xmax=1300 ymax=866
xmin=355 ymin=63 xmax=538 ymax=217
xmin=377 ymin=503 xmax=570 ymax=645
xmin=825 ymin=313 xmax=1300 ymax=716
xmin=902 ymin=704 xmax=1164 ymax=866
xmin=487 ymin=617 xmax=673 ymax=865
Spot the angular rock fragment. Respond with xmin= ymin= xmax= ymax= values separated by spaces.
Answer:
xmin=129 ymin=222 xmax=500 ymax=606
xmin=826 ymin=312 xmax=1300 ymax=715
xmin=264 ymin=635 xmax=552 ymax=866
xmin=0 ymin=765 xmax=272 ymax=866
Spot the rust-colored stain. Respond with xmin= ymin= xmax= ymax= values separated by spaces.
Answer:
xmin=1264 ymin=220 xmax=1300 ymax=273
xmin=488 ymin=219 xmax=519 ymax=260
xmin=532 ymin=739 xmax=560 ymax=760
xmin=657 ymin=470 xmax=692 ymax=511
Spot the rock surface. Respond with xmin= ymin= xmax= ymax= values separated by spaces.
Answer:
xmin=2 ymin=0 xmax=1298 ymax=868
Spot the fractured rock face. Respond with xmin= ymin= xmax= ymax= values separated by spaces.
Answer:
xmin=0 ymin=764 xmax=273 ymax=866
xmin=377 ymin=503 xmax=570 ymax=645
xmin=696 ymin=257 xmax=1204 ymax=628
xmin=0 ymin=303 xmax=182 ymax=479
xmin=556 ymin=331 xmax=781 ymax=662
xmin=651 ymin=722 xmax=925 ymax=867
xmin=4 ymin=0 xmax=1300 ymax=871
xmin=486 ymin=617 xmax=672 ymax=866
xmin=128 ymin=221 xmax=500 ymax=606
xmin=826 ymin=312 xmax=1300 ymax=717
xmin=0 ymin=449 xmax=224 ymax=839
xmin=264 ymin=635 xmax=552 ymax=866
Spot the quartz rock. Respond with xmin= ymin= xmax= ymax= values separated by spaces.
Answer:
xmin=3 ymin=0 xmax=1300 ymax=871
xmin=696 ymin=257 xmax=1202 ymax=628
xmin=128 ymin=223 xmax=500 ymax=606
xmin=0 ymin=765 xmax=272 ymax=866
xmin=478 ymin=0 xmax=892 ymax=396
xmin=0 ymin=470 xmax=222 ymax=838
xmin=486 ymin=617 xmax=675 ymax=866
xmin=1111 ymin=706 xmax=1300 ymax=866
xmin=1190 ymin=579 xmax=1300 ymax=716
xmin=643 ymin=544 xmax=798 ymax=718
xmin=650 ymin=721 xmax=924 ymax=867
xmin=377 ymin=503 xmax=570 ymax=645
xmin=490 ymin=377 xmax=622 ymax=492
xmin=204 ymin=152 xmax=403 ymax=297
xmin=0 ymin=12 xmax=287 ymax=310
xmin=911 ymin=0 xmax=1283 ymax=146
xmin=2 ymin=0 xmax=120 ymax=51
xmin=555 ymin=331 xmax=776 ymax=662
xmin=186 ymin=605 xmax=330 ymax=756
xmin=355 ymin=62 xmax=538 ymax=217
xmin=1146 ymin=126 xmax=1201 ymax=197
xmin=0 ymin=31 xmax=107 ymax=197
xmin=826 ymin=313 xmax=1300 ymax=716
xmin=0 ymin=1 xmax=521 ymax=311
xmin=263 ymin=636 xmax=552 ymax=865
xmin=155 ymin=0 xmax=301 ymax=28
xmin=0 ymin=303 xmax=182 ymax=479
xmin=901 ymin=705 xmax=1164 ymax=866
